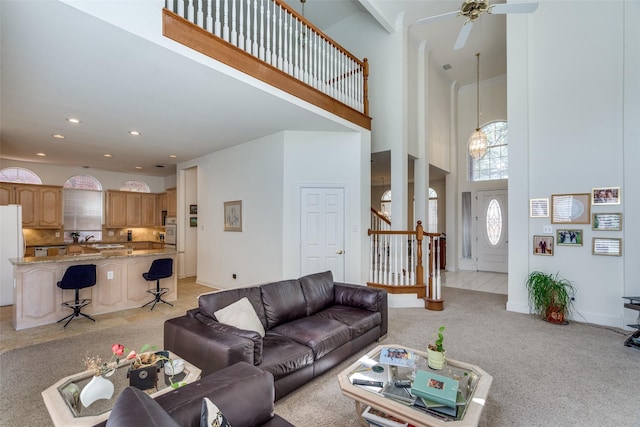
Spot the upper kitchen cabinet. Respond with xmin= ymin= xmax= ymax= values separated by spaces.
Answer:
xmin=0 ymin=183 xmax=62 ymax=228
xmin=105 ymin=190 xmax=158 ymax=228
xmin=166 ymin=188 xmax=177 ymax=217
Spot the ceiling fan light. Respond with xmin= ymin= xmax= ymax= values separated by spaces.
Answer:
xmin=468 ymin=129 xmax=488 ymax=159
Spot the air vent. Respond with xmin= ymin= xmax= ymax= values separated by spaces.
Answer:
xmin=155 ymin=165 xmax=165 ymax=168
xmin=443 ymin=64 xmax=452 ymax=70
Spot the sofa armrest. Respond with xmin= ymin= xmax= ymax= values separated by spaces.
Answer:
xmin=155 ymin=362 xmax=284 ymax=427
xmin=334 ymin=283 xmax=388 ymax=336
xmin=164 ymin=316 xmax=254 ymax=377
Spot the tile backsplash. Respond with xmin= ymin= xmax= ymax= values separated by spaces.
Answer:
xmin=24 ymin=227 xmax=165 ymax=246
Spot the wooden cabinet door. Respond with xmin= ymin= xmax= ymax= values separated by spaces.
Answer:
xmin=0 ymin=183 xmax=13 ymax=205
xmin=14 ymin=185 xmax=38 ymax=227
xmin=141 ymin=194 xmax=156 ymax=227
xmin=38 ymin=186 xmax=62 ymax=228
xmin=126 ymin=193 xmax=141 ymax=227
xmin=107 ymin=191 xmax=127 ymax=228
xmin=166 ymin=188 xmax=177 ymax=217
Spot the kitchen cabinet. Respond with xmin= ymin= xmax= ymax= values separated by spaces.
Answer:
xmin=106 ymin=191 xmax=127 ymax=228
xmin=166 ymin=188 xmax=177 ymax=217
xmin=105 ymin=190 xmax=158 ymax=228
xmin=141 ymin=194 xmax=157 ymax=227
xmin=1 ymin=183 xmax=62 ymax=228
xmin=126 ymin=192 xmax=142 ymax=227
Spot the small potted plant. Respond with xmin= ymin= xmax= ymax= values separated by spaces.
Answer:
xmin=525 ymin=271 xmax=576 ymax=324
xmin=70 ymin=232 xmax=80 ymax=243
xmin=427 ymin=325 xmax=446 ymax=370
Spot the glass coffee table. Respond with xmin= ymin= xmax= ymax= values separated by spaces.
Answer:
xmin=337 ymin=344 xmax=493 ymax=427
xmin=42 ymin=351 xmax=201 ymax=427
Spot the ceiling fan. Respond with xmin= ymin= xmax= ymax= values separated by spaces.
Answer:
xmin=415 ymin=0 xmax=539 ymax=50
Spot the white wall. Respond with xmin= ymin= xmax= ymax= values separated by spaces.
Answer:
xmin=182 ymin=167 xmax=197 ymax=278
xmin=427 ymin=60 xmax=454 ymax=173
xmin=507 ymin=0 xmax=639 ymax=328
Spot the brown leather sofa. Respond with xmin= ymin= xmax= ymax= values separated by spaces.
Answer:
xmin=96 ymin=362 xmax=293 ymax=427
xmin=164 ymin=271 xmax=388 ymax=400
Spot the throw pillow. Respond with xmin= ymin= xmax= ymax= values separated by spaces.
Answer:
xmin=214 ymin=297 xmax=265 ymax=337
xmin=201 ymin=397 xmax=232 ymax=427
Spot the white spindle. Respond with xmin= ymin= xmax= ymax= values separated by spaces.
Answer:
xmin=187 ymin=0 xmax=194 ymax=22
xmin=197 ymin=0 xmax=204 ymax=26
xmin=205 ymin=0 xmax=213 ymax=32
xmin=252 ymin=0 xmax=258 ymax=55
xmin=277 ymin=8 xmax=283 ymax=69
xmin=258 ymin=0 xmax=265 ymax=60
xmin=238 ymin=0 xmax=245 ymax=50
xmin=230 ymin=0 xmax=237 ymax=45
xmin=222 ymin=0 xmax=229 ymax=41
xmin=177 ymin=0 xmax=184 ymax=17
xmin=214 ymin=0 xmax=221 ymax=36
xmin=265 ymin=1 xmax=271 ymax=64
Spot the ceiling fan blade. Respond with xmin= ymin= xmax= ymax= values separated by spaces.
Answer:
xmin=454 ymin=21 xmax=474 ymax=50
xmin=414 ymin=10 xmax=459 ymax=26
xmin=489 ymin=2 xmax=539 ymax=14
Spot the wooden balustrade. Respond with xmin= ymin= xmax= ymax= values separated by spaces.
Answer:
xmin=367 ymin=221 xmax=444 ymax=310
xmin=163 ymin=0 xmax=370 ymax=127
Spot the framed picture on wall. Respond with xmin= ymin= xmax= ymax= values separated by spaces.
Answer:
xmin=556 ymin=229 xmax=583 ymax=246
xmin=551 ymin=193 xmax=590 ymax=224
xmin=190 ymin=217 xmax=197 ymax=227
xmin=190 ymin=205 xmax=198 ymax=215
xmin=224 ymin=200 xmax=243 ymax=232
xmin=533 ymin=235 xmax=554 ymax=256
xmin=592 ymin=238 xmax=622 ymax=256
xmin=592 ymin=213 xmax=622 ymax=231
xmin=592 ymin=187 xmax=620 ymax=205
xmin=530 ymin=198 xmax=549 ymax=218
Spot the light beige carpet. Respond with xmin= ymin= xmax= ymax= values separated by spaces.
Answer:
xmin=1 ymin=287 xmax=639 ymax=427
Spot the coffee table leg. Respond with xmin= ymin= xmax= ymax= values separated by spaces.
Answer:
xmin=354 ymin=400 xmax=370 ymax=427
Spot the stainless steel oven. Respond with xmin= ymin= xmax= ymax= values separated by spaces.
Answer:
xmin=164 ymin=217 xmax=177 ymax=248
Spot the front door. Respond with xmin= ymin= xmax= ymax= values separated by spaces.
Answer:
xmin=300 ymin=187 xmax=345 ymax=281
xmin=476 ymin=190 xmax=508 ymax=273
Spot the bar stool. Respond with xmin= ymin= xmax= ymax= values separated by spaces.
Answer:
xmin=142 ymin=258 xmax=174 ymax=310
xmin=57 ymin=264 xmax=97 ymax=328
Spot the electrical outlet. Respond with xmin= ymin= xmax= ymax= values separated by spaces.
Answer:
xmin=119 ymin=231 xmax=124 ymax=236
xmin=107 ymin=271 xmax=114 ymax=280
xmin=108 ymin=231 xmax=114 ymax=236
xmin=543 ymin=225 xmax=553 ymax=234
xmin=55 ymin=232 xmax=60 ymax=237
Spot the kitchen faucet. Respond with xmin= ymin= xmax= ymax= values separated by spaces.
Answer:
xmin=84 ymin=235 xmax=95 ymax=242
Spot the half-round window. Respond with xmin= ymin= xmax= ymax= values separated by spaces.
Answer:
xmin=120 ymin=180 xmax=150 ymax=192
xmin=0 ymin=167 xmax=42 ymax=184
xmin=486 ymin=199 xmax=502 ymax=246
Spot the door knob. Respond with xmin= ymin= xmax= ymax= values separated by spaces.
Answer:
xmin=336 ymin=250 xmax=344 ymax=255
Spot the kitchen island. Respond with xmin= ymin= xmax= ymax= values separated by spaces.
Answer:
xmin=9 ymin=248 xmax=178 ymax=330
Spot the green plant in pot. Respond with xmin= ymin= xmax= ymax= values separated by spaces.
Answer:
xmin=70 ymin=232 xmax=80 ymax=243
xmin=525 ymin=271 xmax=576 ymax=324
xmin=427 ymin=326 xmax=446 ymax=369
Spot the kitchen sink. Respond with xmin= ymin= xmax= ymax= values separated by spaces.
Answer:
xmin=89 ymin=244 xmax=126 ymax=249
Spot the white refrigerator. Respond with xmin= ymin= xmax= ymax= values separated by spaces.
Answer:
xmin=0 ymin=205 xmax=24 ymax=306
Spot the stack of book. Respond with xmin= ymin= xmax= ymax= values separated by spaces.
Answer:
xmin=410 ymin=370 xmax=465 ymax=419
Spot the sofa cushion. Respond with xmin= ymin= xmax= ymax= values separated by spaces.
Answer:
xmin=299 ymin=271 xmax=335 ymax=316
xmin=214 ymin=297 xmax=265 ymax=337
xmin=201 ymin=397 xmax=232 ymax=427
xmin=260 ymin=280 xmax=306 ymax=329
xmin=195 ymin=313 xmax=263 ymax=365
xmin=259 ymin=332 xmax=314 ymax=379
xmin=106 ymin=387 xmax=179 ymax=427
xmin=198 ymin=287 xmax=267 ymax=330
xmin=314 ymin=305 xmax=382 ymax=339
xmin=334 ymin=284 xmax=379 ymax=311
xmin=271 ymin=316 xmax=351 ymax=359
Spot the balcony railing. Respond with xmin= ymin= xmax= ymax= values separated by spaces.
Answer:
xmin=164 ymin=0 xmax=369 ymax=122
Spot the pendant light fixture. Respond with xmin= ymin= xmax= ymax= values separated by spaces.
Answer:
xmin=468 ymin=52 xmax=488 ymax=159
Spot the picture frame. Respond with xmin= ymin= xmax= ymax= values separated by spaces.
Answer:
xmin=591 ymin=187 xmax=620 ymax=205
xmin=533 ymin=235 xmax=554 ymax=256
xmin=190 ymin=217 xmax=197 ymax=227
xmin=551 ymin=193 xmax=590 ymax=224
xmin=592 ymin=238 xmax=622 ymax=256
xmin=529 ymin=198 xmax=549 ymax=218
xmin=556 ymin=229 xmax=583 ymax=246
xmin=224 ymin=200 xmax=243 ymax=232
xmin=592 ymin=213 xmax=622 ymax=231
xmin=190 ymin=204 xmax=198 ymax=215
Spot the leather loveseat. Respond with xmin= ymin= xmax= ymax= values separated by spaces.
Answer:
xmin=164 ymin=271 xmax=388 ymax=400
xmin=97 ymin=361 xmax=293 ymax=427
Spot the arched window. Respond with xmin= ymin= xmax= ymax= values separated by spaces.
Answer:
xmin=428 ymin=188 xmax=438 ymax=233
xmin=0 ymin=167 xmax=42 ymax=184
xmin=63 ymin=175 xmax=103 ymax=242
xmin=380 ymin=190 xmax=391 ymax=220
xmin=120 ymin=180 xmax=150 ymax=192
xmin=469 ymin=121 xmax=508 ymax=182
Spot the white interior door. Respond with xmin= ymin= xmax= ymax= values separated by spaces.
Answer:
xmin=476 ymin=190 xmax=508 ymax=273
xmin=300 ymin=187 xmax=345 ymax=281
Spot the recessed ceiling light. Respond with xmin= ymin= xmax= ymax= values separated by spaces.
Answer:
xmin=129 ymin=130 xmax=141 ymax=136
xmin=104 ymin=154 xmax=112 ymax=158
xmin=36 ymin=152 xmax=46 ymax=156
xmin=67 ymin=118 xmax=81 ymax=124
xmin=52 ymin=134 xmax=65 ymax=139
xmin=135 ymin=166 xmax=142 ymax=169
xmin=169 ymin=154 xmax=177 ymax=158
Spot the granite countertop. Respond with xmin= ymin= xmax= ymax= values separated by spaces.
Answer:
xmin=10 ymin=248 xmax=179 ymax=265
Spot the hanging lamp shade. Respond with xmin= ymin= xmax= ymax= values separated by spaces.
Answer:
xmin=468 ymin=52 xmax=488 ymax=159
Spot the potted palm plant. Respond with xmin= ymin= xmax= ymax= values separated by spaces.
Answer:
xmin=525 ymin=271 xmax=576 ymax=324
xmin=427 ymin=326 xmax=446 ymax=369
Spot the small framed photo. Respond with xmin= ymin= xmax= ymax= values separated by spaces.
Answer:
xmin=592 ymin=238 xmax=622 ymax=256
xmin=190 ymin=217 xmax=197 ymax=227
xmin=190 ymin=204 xmax=198 ymax=215
xmin=224 ymin=200 xmax=243 ymax=232
xmin=592 ymin=187 xmax=620 ymax=205
xmin=530 ymin=198 xmax=549 ymax=218
xmin=551 ymin=193 xmax=590 ymax=224
xmin=556 ymin=229 xmax=583 ymax=246
xmin=533 ymin=235 xmax=554 ymax=256
xmin=592 ymin=213 xmax=622 ymax=231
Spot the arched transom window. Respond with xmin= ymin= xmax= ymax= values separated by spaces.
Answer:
xmin=0 ymin=167 xmax=42 ymax=184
